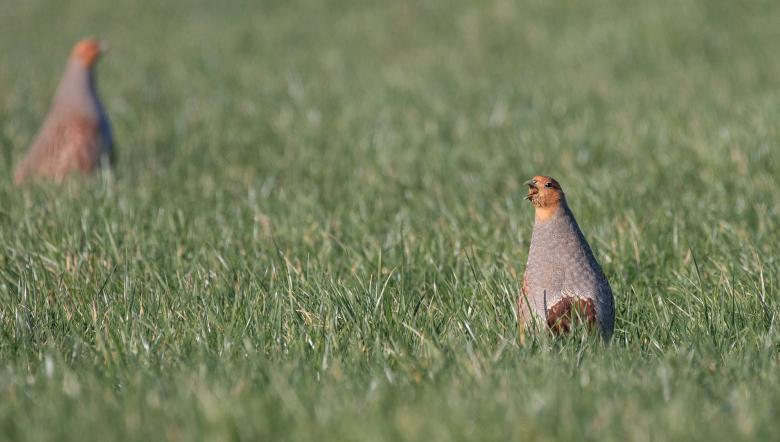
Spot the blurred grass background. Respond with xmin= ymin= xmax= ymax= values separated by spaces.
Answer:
xmin=1 ymin=0 xmax=779 ymax=440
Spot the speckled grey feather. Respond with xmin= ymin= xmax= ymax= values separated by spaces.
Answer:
xmin=522 ymin=202 xmax=615 ymax=339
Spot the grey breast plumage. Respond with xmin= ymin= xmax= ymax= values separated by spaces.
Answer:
xmin=522 ymin=203 xmax=615 ymax=339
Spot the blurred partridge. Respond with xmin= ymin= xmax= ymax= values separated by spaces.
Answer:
xmin=519 ymin=176 xmax=615 ymax=340
xmin=14 ymin=39 xmax=113 ymax=185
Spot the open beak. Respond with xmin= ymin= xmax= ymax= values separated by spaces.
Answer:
xmin=525 ymin=180 xmax=538 ymax=201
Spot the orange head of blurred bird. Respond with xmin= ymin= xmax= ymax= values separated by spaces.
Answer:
xmin=71 ymin=39 xmax=106 ymax=67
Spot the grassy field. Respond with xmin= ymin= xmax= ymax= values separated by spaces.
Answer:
xmin=1 ymin=0 xmax=780 ymax=440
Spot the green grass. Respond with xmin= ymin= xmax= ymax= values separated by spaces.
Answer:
xmin=1 ymin=0 xmax=780 ymax=440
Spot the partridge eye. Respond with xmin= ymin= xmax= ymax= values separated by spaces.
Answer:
xmin=544 ymin=182 xmax=553 ymax=188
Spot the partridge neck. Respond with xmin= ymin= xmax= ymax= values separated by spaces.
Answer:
xmin=53 ymin=60 xmax=98 ymax=115
xmin=534 ymin=200 xmax=568 ymax=223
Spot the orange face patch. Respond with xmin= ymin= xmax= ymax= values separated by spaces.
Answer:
xmin=71 ymin=39 xmax=104 ymax=67
xmin=525 ymin=175 xmax=564 ymax=210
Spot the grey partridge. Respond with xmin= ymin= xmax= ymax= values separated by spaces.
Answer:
xmin=519 ymin=176 xmax=615 ymax=341
xmin=14 ymin=39 xmax=113 ymax=185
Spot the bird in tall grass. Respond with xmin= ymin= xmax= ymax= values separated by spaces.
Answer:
xmin=14 ymin=39 xmax=113 ymax=185
xmin=519 ymin=176 xmax=615 ymax=341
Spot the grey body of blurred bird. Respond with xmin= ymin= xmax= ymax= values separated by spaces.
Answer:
xmin=14 ymin=39 xmax=113 ymax=185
